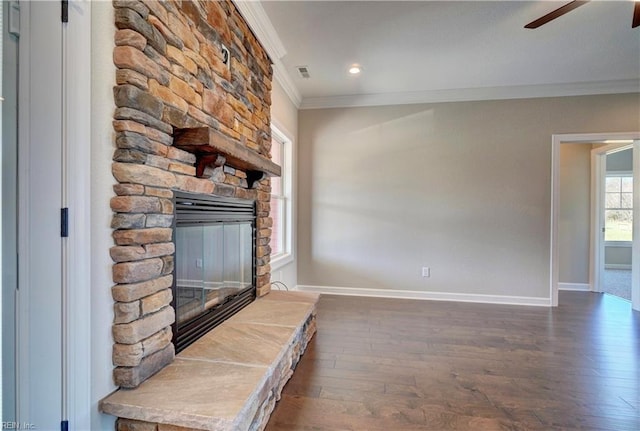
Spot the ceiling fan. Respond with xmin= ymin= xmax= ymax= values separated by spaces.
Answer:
xmin=525 ymin=0 xmax=640 ymax=29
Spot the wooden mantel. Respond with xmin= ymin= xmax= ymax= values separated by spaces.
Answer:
xmin=174 ymin=127 xmax=281 ymax=188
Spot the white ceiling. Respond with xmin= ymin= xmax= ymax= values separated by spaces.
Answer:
xmin=240 ymin=1 xmax=640 ymax=108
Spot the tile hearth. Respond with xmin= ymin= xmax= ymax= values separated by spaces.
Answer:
xmin=100 ymin=291 xmax=318 ymax=431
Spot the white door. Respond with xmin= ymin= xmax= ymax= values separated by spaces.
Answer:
xmin=16 ymin=1 xmax=64 ymax=427
xmin=2 ymin=0 xmax=20 ymax=422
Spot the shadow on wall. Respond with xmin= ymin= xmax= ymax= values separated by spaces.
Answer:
xmin=310 ymin=109 xmax=436 ymax=289
xmin=303 ymin=104 xmax=546 ymax=293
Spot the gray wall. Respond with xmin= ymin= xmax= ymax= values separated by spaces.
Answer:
xmin=298 ymin=94 xmax=639 ymax=300
xmin=558 ymin=144 xmax=591 ymax=284
xmin=607 ymin=147 xmax=633 ymax=172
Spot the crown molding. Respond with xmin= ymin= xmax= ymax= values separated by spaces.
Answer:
xmin=299 ymin=79 xmax=640 ymax=110
xmin=273 ymin=62 xmax=302 ymax=108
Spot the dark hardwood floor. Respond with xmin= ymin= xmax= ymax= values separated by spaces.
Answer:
xmin=266 ymin=292 xmax=639 ymax=431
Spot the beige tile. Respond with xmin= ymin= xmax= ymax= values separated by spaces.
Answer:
xmin=180 ymin=322 xmax=296 ymax=367
xmin=262 ymin=290 xmax=320 ymax=304
xmin=100 ymin=291 xmax=320 ymax=431
xmin=232 ymin=298 xmax=315 ymax=327
xmin=101 ymin=358 xmax=268 ymax=431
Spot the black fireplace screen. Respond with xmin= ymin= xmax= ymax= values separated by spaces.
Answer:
xmin=172 ymin=191 xmax=256 ymax=352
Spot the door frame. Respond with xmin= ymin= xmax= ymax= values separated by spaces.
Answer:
xmin=551 ymin=132 xmax=640 ymax=310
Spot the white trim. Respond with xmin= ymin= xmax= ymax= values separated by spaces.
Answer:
xmin=591 ymin=145 xmax=606 ymax=293
xmin=270 ymin=124 xmax=294 ymax=266
xmin=64 ymin=2 xmax=92 ymax=428
xmin=605 ymin=241 xmax=632 ymax=247
xmin=558 ymin=283 xmax=591 ymax=292
xmin=271 ymin=253 xmax=294 ymax=271
xmin=604 ymin=264 xmax=632 ymax=270
xmin=273 ymin=62 xmax=302 ymax=108
xmin=551 ymin=132 xmax=640 ymax=309
xmin=300 ymin=79 xmax=640 ymax=110
xmin=295 ymin=285 xmax=551 ymax=307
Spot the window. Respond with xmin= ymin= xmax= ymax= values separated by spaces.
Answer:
xmin=269 ymin=126 xmax=292 ymax=264
xmin=605 ymin=173 xmax=633 ymax=242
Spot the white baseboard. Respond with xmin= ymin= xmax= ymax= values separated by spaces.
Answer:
xmin=558 ymin=282 xmax=591 ymax=292
xmin=294 ymin=285 xmax=551 ymax=307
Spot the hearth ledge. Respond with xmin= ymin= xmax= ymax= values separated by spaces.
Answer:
xmin=100 ymin=290 xmax=319 ymax=431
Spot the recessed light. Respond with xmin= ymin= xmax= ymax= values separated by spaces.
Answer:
xmin=348 ymin=65 xmax=362 ymax=75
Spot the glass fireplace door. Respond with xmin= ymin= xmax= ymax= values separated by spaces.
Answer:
xmin=175 ymin=221 xmax=254 ymax=326
xmin=172 ymin=191 xmax=256 ymax=351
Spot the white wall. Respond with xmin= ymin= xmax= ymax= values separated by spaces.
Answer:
xmin=270 ymin=79 xmax=298 ymax=290
xmin=558 ymin=144 xmax=591 ymax=284
xmin=90 ymin=2 xmax=117 ymax=429
xmin=298 ymin=94 xmax=640 ymax=302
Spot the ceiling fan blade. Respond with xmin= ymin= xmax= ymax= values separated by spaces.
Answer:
xmin=525 ymin=1 xmax=590 ymax=29
xmin=633 ymin=2 xmax=640 ymax=28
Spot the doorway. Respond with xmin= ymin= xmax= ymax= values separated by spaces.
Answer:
xmin=551 ymin=133 xmax=640 ymax=312
xmin=593 ymin=145 xmax=633 ymax=301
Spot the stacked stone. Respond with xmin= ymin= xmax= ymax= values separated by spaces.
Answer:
xmin=110 ymin=0 xmax=274 ymax=388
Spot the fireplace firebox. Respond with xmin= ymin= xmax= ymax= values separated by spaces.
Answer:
xmin=172 ymin=191 xmax=257 ymax=352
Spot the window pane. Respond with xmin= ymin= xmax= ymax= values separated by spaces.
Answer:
xmin=271 ymin=136 xmax=282 ymax=163
xmin=605 ymin=193 xmax=620 ymax=209
xmin=271 ymin=174 xmax=282 ymax=196
xmin=605 ymin=209 xmax=633 ymax=242
xmin=270 ymin=197 xmax=285 ymax=256
xmin=622 ymin=176 xmax=633 ymax=193
xmin=621 ymin=193 xmax=633 ymax=209
xmin=606 ymin=177 xmax=621 ymax=193
xmin=270 ymin=128 xmax=290 ymax=259
xmin=271 ymin=138 xmax=283 ymax=194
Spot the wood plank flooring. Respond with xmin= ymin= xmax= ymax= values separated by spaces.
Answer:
xmin=265 ymin=292 xmax=639 ymax=431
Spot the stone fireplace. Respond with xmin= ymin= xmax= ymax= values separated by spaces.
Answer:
xmin=109 ymin=0 xmax=276 ymax=388
xmin=101 ymin=2 xmax=318 ymax=429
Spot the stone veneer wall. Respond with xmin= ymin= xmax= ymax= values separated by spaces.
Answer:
xmin=109 ymin=0 xmax=274 ymax=388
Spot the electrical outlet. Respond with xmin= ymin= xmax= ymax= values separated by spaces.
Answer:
xmin=421 ymin=267 xmax=430 ymax=278
xmin=196 ymin=259 xmax=203 ymax=268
